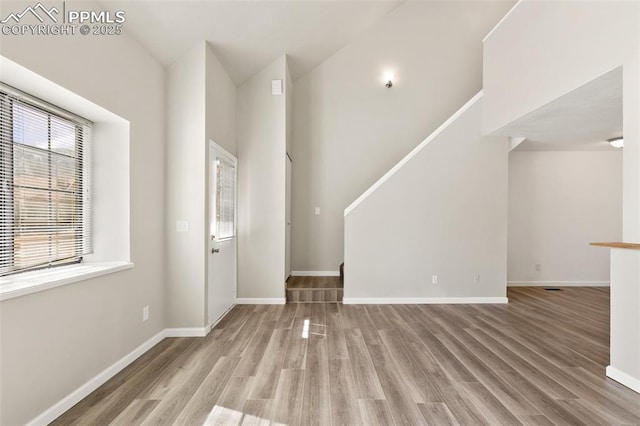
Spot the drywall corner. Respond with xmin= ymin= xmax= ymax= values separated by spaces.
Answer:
xmin=237 ymin=56 xmax=288 ymax=299
xmin=165 ymin=42 xmax=207 ymax=328
xmin=205 ymin=42 xmax=237 ymax=156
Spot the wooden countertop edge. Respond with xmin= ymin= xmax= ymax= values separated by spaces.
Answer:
xmin=590 ymin=242 xmax=640 ymax=250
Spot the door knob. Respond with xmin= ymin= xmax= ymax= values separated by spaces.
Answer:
xmin=211 ymin=248 xmax=220 ymax=254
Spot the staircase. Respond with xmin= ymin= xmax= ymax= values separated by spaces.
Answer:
xmin=285 ymin=273 xmax=344 ymax=303
xmin=343 ymin=93 xmax=510 ymax=302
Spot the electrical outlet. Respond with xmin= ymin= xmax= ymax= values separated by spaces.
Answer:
xmin=142 ymin=305 xmax=149 ymax=322
xmin=474 ymin=274 xmax=480 ymax=284
xmin=535 ymin=264 xmax=541 ymax=272
xmin=432 ymin=275 xmax=438 ymax=285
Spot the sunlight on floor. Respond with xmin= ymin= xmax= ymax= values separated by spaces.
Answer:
xmin=204 ymin=405 xmax=242 ymax=424
xmin=204 ymin=405 xmax=287 ymax=425
xmin=300 ymin=318 xmax=327 ymax=339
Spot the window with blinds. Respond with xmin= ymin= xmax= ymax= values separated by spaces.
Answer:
xmin=215 ymin=158 xmax=235 ymax=241
xmin=0 ymin=86 xmax=92 ymax=276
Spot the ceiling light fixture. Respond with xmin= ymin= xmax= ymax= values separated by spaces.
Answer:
xmin=608 ymin=137 xmax=624 ymax=148
xmin=384 ymin=71 xmax=394 ymax=88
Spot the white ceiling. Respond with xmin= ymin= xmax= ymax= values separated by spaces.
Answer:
xmin=105 ymin=0 xmax=403 ymax=85
xmin=100 ymin=1 xmax=623 ymax=149
xmin=499 ymin=67 xmax=623 ymax=152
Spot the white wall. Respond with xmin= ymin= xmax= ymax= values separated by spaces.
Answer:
xmin=609 ymin=248 xmax=640 ymax=392
xmin=483 ymin=0 xmax=640 ymax=241
xmin=508 ymin=151 xmax=623 ymax=285
xmin=165 ymin=43 xmax=207 ymax=327
xmin=285 ymin=57 xmax=293 ymax=157
xmin=291 ymin=0 xmax=515 ymax=272
xmin=206 ymin=43 xmax=237 ymax=157
xmin=0 ymin=2 xmax=166 ymax=423
xmin=483 ymin=0 xmax=640 ymax=393
xmin=237 ymin=56 xmax=287 ymax=300
xmin=344 ymin=95 xmax=509 ymax=301
xmin=166 ymin=42 xmax=237 ymax=327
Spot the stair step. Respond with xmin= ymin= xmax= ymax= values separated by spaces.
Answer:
xmin=285 ymin=275 xmax=343 ymax=303
xmin=286 ymin=288 xmax=343 ymax=303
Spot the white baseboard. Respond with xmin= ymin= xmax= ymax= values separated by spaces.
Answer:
xmin=508 ymin=281 xmax=609 ymax=287
xmin=165 ymin=327 xmax=209 ymax=337
xmin=27 ymin=305 xmax=241 ymax=425
xmin=606 ymin=365 xmax=640 ymax=394
xmin=207 ymin=304 xmax=236 ymax=333
xmin=343 ymin=297 xmax=508 ymax=305
xmin=236 ymin=298 xmax=286 ymax=305
xmin=28 ymin=329 xmax=167 ymax=426
xmin=291 ymin=270 xmax=340 ymax=277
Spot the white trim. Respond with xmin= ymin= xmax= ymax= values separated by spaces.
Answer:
xmin=0 ymin=262 xmax=134 ymax=301
xmin=236 ymin=298 xmax=286 ymax=305
xmin=344 ymin=91 xmax=483 ymax=216
xmin=508 ymin=281 xmax=609 ymax=287
xmin=606 ymin=366 xmax=640 ymax=394
xmin=27 ymin=329 xmax=167 ymax=426
xmin=207 ymin=304 xmax=236 ymax=332
xmin=26 ymin=304 xmax=239 ymax=425
xmin=482 ymin=0 xmax=524 ymax=42
xmin=291 ymin=270 xmax=340 ymax=277
xmin=343 ymin=297 xmax=508 ymax=305
xmin=165 ymin=327 xmax=209 ymax=337
xmin=208 ymin=139 xmax=235 ymax=162
xmin=509 ymin=136 xmax=526 ymax=151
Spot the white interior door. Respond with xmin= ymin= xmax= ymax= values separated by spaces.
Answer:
xmin=285 ymin=155 xmax=292 ymax=280
xmin=208 ymin=141 xmax=237 ymax=327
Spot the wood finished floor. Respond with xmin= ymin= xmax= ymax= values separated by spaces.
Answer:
xmin=53 ymin=287 xmax=640 ymax=425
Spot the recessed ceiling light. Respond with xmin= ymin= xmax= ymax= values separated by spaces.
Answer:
xmin=608 ymin=137 xmax=624 ymax=149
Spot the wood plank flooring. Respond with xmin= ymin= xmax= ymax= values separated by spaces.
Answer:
xmin=52 ymin=287 xmax=640 ymax=425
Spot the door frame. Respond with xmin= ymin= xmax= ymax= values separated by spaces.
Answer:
xmin=285 ymin=153 xmax=292 ymax=281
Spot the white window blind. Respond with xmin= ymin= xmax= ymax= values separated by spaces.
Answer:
xmin=216 ymin=158 xmax=235 ymax=240
xmin=0 ymin=85 xmax=92 ymax=276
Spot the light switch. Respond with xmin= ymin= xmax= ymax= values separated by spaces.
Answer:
xmin=176 ymin=220 xmax=189 ymax=232
xmin=142 ymin=306 xmax=149 ymax=321
xmin=314 ymin=207 xmax=320 ymax=215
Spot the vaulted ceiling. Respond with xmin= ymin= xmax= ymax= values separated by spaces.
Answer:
xmin=106 ymin=0 xmax=403 ymax=85
xmin=104 ymin=1 xmax=622 ymax=153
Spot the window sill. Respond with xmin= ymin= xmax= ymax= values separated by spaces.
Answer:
xmin=0 ymin=262 xmax=134 ymax=302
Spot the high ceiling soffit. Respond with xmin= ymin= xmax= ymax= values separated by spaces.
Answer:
xmin=497 ymin=67 xmax=623 ymax=152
